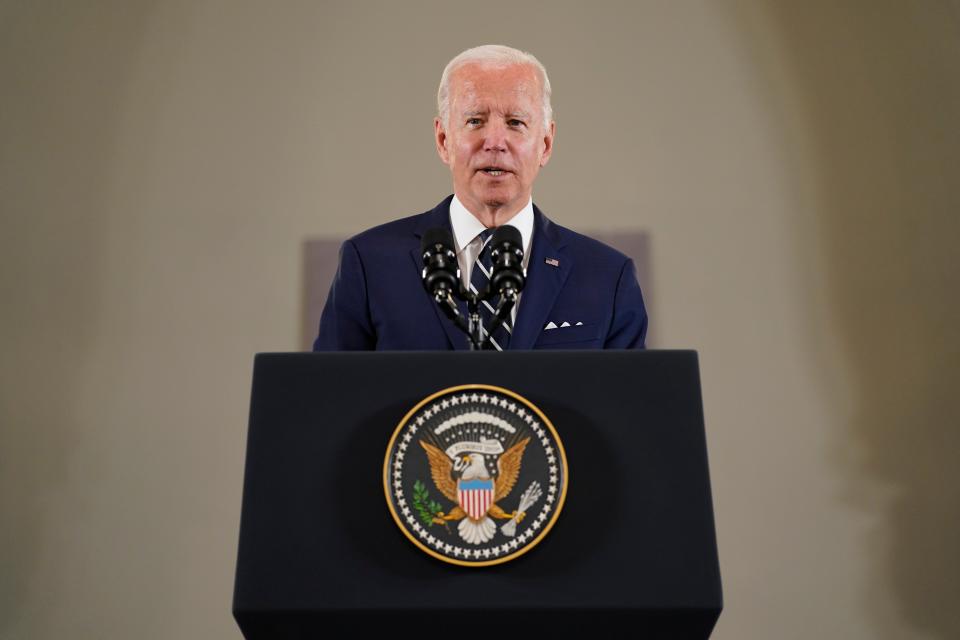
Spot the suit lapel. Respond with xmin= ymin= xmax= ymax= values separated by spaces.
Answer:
xmin=509 ymin=205 xmax=571 ymax=349
xmin=411 ymin=195 xmax=469 ymax=350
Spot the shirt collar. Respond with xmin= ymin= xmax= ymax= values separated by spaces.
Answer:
xmin=449 ymin=194 xmax=534 ymax=257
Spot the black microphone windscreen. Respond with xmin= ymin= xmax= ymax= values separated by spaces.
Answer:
xmin=492 ymin=224 xmax=522 ymax=248
xmin=422 ymin=227 xmax=455 ymax=254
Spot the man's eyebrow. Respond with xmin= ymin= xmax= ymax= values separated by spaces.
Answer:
xmin=460 ymin=109 xmax=531 ymax=119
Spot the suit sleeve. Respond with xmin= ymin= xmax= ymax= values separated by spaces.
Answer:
xmin=604 ymin=257 xmax=648 ymax=349
xmin=312 ymin=239 xmax=376 ymax=351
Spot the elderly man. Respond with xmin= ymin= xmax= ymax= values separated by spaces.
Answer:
xmin=313 ymin=45 xmax=647 ymax=351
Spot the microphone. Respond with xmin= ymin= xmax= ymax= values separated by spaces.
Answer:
xmin=420 ymin=227 xmax=460 ymax=301
xmin=489 ymin=224 xmax=525 ymax=299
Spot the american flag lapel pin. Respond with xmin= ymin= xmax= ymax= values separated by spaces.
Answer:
xmin=545 ymin=258 xmax=560 ymax=267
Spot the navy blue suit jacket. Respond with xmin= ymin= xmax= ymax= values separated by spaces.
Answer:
xmin=313 ymin=195 xmax=647 ymax=351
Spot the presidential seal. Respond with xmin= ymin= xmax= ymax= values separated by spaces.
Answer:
xmin=384 ymin=384 xmax=568 ymax=567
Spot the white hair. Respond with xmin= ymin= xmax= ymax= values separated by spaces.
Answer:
xmin=437 ymin=44 xmax=553 ymax=131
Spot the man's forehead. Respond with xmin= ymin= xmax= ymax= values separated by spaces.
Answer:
xmin=450 ymin=64 xmax=540 ymax=114
xmin=450 ymin=63 xmax=540 ymax=98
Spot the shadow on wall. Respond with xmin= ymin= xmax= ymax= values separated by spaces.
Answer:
xmin=737 ymin=1 xmax=960 ymax=637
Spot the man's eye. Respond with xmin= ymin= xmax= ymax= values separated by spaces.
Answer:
xmin=508 ymin=119 xmax=525 ymax=127
xmin=466 ymin=118 xmax=482 ymax=126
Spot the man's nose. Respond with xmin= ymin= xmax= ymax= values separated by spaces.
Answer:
xmin=483 ymin=121 xmax=508 ymax=152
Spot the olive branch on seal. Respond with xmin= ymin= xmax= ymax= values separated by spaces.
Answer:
xmin=412 ymin=479 xmax=445 ymax=528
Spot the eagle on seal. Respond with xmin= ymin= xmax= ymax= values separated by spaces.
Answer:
xmin=419 ymin=437 xmax=530 ymax=545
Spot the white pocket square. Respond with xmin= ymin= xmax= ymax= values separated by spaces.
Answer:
xmin=543 ymin=320 xmax=585 ymax=330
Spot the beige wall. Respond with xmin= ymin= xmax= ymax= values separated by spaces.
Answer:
xmin=1 ymin=1 xmax=957 ymax=638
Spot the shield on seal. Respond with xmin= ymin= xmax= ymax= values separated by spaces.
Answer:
xmin=457 ymin=478 xmax=495 ymax=520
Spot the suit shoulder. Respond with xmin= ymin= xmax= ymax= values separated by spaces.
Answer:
xmin=550 ymin=219 xmax=632 ymax=267
xmin=345 ymin=209 xmax=432 ymax=250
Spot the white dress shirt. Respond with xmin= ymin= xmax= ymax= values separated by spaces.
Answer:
xmin=449 ymin=194 xmax=534 ymax=327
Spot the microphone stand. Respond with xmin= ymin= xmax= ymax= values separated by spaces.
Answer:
xmin=466 ymin=292 xmax=483 ymax=351
xmin=466 ymin=284 xmax=517 ymax=351
xmin=432 ymin=285 xmax=516 ymax=350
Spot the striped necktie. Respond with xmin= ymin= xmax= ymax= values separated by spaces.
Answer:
xmin=470 ymin=228 xmax=512 ymax=350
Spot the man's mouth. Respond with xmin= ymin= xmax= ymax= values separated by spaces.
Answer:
xmin=479 ymin=166 xmax=510 ymax=176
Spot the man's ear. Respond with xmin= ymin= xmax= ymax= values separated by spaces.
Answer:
xmin=434 ymin=117 xmax=451 ymax=165
xmin=539 ymin=120 xmax=556 ymax=167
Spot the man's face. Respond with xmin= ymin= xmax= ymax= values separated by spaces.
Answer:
xmin=435 ymin=62 xmax=555 ymax=220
